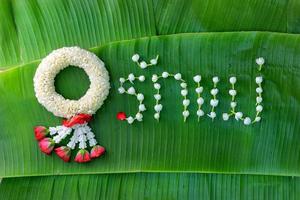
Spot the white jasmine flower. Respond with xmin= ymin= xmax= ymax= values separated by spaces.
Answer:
xmin=162 ymin=72 xmax=169 ymax=78
xmin=154 ymin=83 xmax=161 ymax=90
xmin=152 ymin=74 xmax=158 ymax=82
xmin=229 ymin=77 xmax=236 ymax=84
xmin=256 ymin=87 xmax=263 ymax=94
xmin=210 ymin=88 xmax=219 ymax=96
xmin=182 ymin=110 xmax=190 ymax=117
xmin=154 ymin=94 xmax=161 ymax=100
xmin=127 ymin=87 xmax=136 ymax=95
xmin=174 ymin=73 xmax=182 ymax=80
xmin=154 ymin=104 xmax=163 ymax=112
xmin=154 ymin=113 xmax=160 ymax=119
xmin=230 ymin=102 xmax=237 ymax=108
xmin=256 ymin=105 xmax=263 ymax=112
xmin=222 ymin=113 xmax=229 ymax=121
xmin=132 ymin=54 xmax=140 ymax=62
xmin=254 ymin=116 xmax=261 ymax=122
xmin=119 ymin=77 xmax=125 ymax=83
xmin=138 ymin=75 xmax=145 ymax=82
xmin=193 ymin=75 xmax=201 ymax=83
xmin=243 ymin=117 xmax=251 ymax=125
xmin=139 ymin=104 xmax=146 ymax=111
xmin=118 ymin=87 xmax=125 ymax=94
xmin=235 ymin=112 xmax=243 ymax=120
xmin=180 ymin=82 xmax=187 ymax=88
xmin=256 ymin=57 xmax=265 ymax=65
xmin=256 ymin=97 xmax=263 ymax=103
xmin=135 ymin=113 xmax=143 ymax=121
xmin=255 ymin=76 xmax=263 ymax=84
xmin=128 ymin=73 xmax=135 ymax=82
xmin=212 ymin=76 xmax=219 ymax=84
xmin=140 ymin=61 xmax=147 ymax=69
xmin=181 ymin=89 xmax=188 ymax=96
xmin=210 ymin=99 xmax=219 ymax=107
xmin=183 ymin=99 xmax=190 ymax=106
xmin=195 ymin=87 xmax=203 ymax=94
xmin=197 ymin=109 xmax=204 ymax=117
xmin=197 ymin=97 xmax=204 ymax=105
xmin=229 ymin=89 xmax=237 ymax=96
xmin=127 ymin=116 xmax=134 ymax=124
xmin=137 ymin=93 xmax=144 ymax=101
xmin=150 ymin=58 xmax=158 ymax=65
xmin=208 ymin=111 xmax=216 ymax=119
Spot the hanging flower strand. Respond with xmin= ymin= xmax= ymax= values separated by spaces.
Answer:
xmin=222 ymin=57 xmax=265 ymax=125
xmin=132 ymin=53 xmax=159 ymax=69
xmin=117 ymin=73 xmax=146 ymax=124
xmin=33 ymin=47 xmax=109 ymax=163
xmin=193 ymin=75 xmax=204 ymax=121
xmin=152 ymin=72 xmax=190 ymax=122
xmin=207 ymin=76 xmax=220 ymax=120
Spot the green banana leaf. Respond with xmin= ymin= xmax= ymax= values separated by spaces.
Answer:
xmin=1 ymin=173 xmax=300 ymax=200
xmin=2 ymin=0 xmax=300 ymax=69
xmin=1 ymin=32 xmax=300 ymax=177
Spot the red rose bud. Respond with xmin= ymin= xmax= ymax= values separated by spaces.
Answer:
xmin=63 ymin=114 xmax=92 ymax=127
xmin=34 ymin=126 xmax=48 ymax=141
xmin=117 ymin=112 xmax=126 ymax=120
xmin=90 ymin=145 xmax=105 ymax=158
xmin=54 ymin=146 xmax=71 ymax=162
xmin=74 ymin=149 xmax=91 ymax=163
xmin=38 ymin=138 xmax=55 ymax=155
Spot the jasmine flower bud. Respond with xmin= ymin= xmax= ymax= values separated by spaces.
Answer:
xmin=183 ymin=99 xmax=190 ymax=106
xmin=256 ymin=57 xmax=265 ymax=65
xmin=182 ymin=110 xmax=190 ymax=117
xmin=181 ymin=89 xmax=188 ymax=96
xmin=127 ymin=87 xmax=135 ymax=95
xmin=197 ymin=97 xmax=204 ymax=105
xmin=229 ymin=89 xmax=236 ymax=96
xmin=222 ymin=113 xmax=229 ymax=121
xmin=254 ymin=116 xmax=261 ymax=122
xmin=197 ymin=109 xmax=204 ymax=117
xmin=193 ymin=75 xmax=201 ymax=83
xmin=132 ymin=54 xmax=139 ymax=62
xmin=140 ymin=61 xmax=147 ymax=69
xmin=256 ymin=97 xmax=263 ymax=103
xmin=127 ymin=116 xmax=134 ymax=124
xmin=152 ymin=74 xmax=158 ymax=82
xmin=128 ymin=73 xmax=135 ymax=82
xmin=255 ymin=76 xmax=263 ymax=84
xmin=154 ymin=113 xmax=160 ymax=119
xmin=137 ymin=93 xmax=144 ymax=101
xmin=154 ymin=94 xmax=161 ymax=100
xmin=119 ymin=77 xmax=125 ymax=83
xmin=210 ymin=88 xmax=218 ymax=96
xmin=210 ymin=99 xmax=219 ymax=107
xmin=256 ymin=105 xmax=263 ymax=112
xmin=154 ymin=104 xmax=163 ymax=112
xmin=195 ymin=87 xmax=203 ymax=94
xmin=243 ymin=117 xmax=251 ymax=125
xmin=150 ymin=58 xmax=158 ymax=65
xmin=139 ymin=104 xmax=146 ymax=111
xmin=256 ymin=87 xmax=263 ymax=94
xmin=229 ymin=77 xmax=236 ymax=84
xmin=135 ymin=113 xmax=143 ymax=121
xmin=212 ymin=76 xmax=219 ymax=84
xmin=230 ymin=102 xmax=237 ymax=108
xmin=208 ymin=111 xmax=216 ymax=119
xmin=180 ymin=82 xmax=187 ymax=88
xmin=138 ymin=75 xmax=145 ymax=82
xmin=118 ymin=87 xmax=125 ymax=94
xmin=162 ymin=72 xmax=169 ymax=78
xmin=235 ymin=112 xmax=243 ymax=120
xmin=154 ymin=83 xmax=161 ymax=90
xmin=174 ymin=73 xmax=182 ymax=80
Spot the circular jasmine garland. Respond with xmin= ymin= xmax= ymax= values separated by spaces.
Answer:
xmin=33 ymin=47 xmax=110 ymax=163
xmin=34 ymin=46 xmax=110 ymax=118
